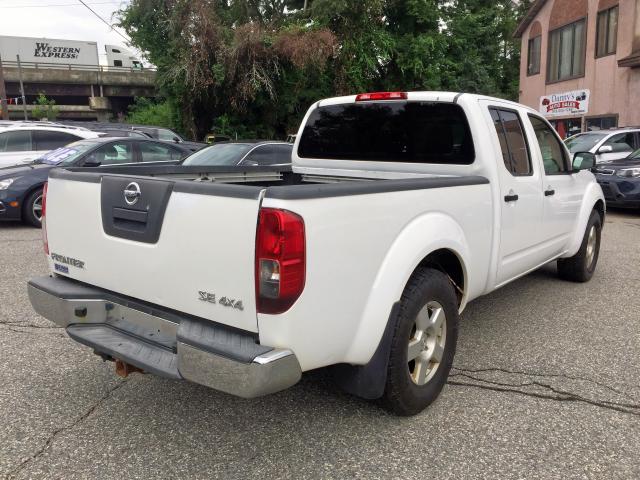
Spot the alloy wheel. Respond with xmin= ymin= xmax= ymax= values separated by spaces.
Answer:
xmin=407 ymin=301 xmax=447 ymax=386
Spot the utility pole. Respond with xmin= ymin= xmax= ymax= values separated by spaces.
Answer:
xmin=0 ymin=53 xmax=8 ymax=120
xmin=16 ymin=55 xmax=28 ymax=120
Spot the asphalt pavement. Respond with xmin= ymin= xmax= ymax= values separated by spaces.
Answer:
xmin=1 ymin=211 xmax=639 ymax=479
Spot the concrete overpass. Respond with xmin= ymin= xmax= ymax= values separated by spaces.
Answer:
xmin=0 ymin=61 xmax=157 ymax=121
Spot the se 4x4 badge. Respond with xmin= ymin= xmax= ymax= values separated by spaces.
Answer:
xmin=198 ymin=291 xmax=244 ymax=311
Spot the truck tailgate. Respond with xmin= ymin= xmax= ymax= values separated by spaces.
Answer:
xmin=45 ymin=171 xmax=263 ymax=333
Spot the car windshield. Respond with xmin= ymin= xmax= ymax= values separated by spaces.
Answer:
xmin=564 ymin=133 xmax=607 ymax=153
xmin=181 ymin=143 xmax=253 ymax=166
xmin=35 ymin=141 xmax=96 ymax=165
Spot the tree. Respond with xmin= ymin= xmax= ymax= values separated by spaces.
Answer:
xmin=32 ymin=93 xmax=59 ymax=121
xmin=117 ymin=0 xmax=529 ymax=139
xmin=118 ymin=0 xmax=336 ymax=139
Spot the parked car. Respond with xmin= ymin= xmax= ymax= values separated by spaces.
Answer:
xmin=181 ymin=141 xmax=292 ymax=167
xmin=58 ymin=121 xmax=207 ymax=152
xmin=0 ymin=125 xmax=100 ymax=167
xmin=0 ymin=121 xmax=93 ymax=132
xmin=565 ymin=128 xmax=640 ymax=163
xmin=28 ymin=92 xmax=604 ymax=416
xmin=96 ymin=128 xmax=152 ymax=139
xmin=593 ymin=149 xmax=640 ymax=209
xmin=0 ymin=137 xmax=190 ymax=227
xmin=131 ymin=126 xmax=207 ymax=152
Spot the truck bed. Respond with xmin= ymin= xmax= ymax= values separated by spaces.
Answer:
xmin=44 ymin=165 xmax=491 ymax=367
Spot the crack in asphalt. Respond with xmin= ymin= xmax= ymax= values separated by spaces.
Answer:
xmin=452 ymin=366 xmax=640 ymax=400
xmin=449 ymin=371 xmax=640 ymax=417
xmin=0 ymin=326 xmax=66 ymax=338
xmin=0 ymin=320 xmax=63 ymax=329
xmin=4 ymin=380 xmax=129 ymax=480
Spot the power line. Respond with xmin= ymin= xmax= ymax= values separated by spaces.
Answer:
xmin=76 ymin=0 xmax=131 ymax=44
xmin=0 ymin=1 xmax=117 ymax=7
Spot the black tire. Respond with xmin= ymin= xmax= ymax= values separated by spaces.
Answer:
xmin=22 ymin=188 xmax=44 ymax=228
xmin=557 ymin=210 xmax=602 ymax=282
xmin=381 ymin=268 xmax=459 ymax=416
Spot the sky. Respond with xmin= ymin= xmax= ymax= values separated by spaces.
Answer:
xmin=0 ymin=0 xmax=138 ymax=64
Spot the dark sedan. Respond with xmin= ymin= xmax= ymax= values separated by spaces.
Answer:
xmin=181 ymin=140 xmax=292 ymax=167
xmin=594 ymin=152 xmax=640 ymax=209
xmin=0 ymin=137 xmax=190 ymax=227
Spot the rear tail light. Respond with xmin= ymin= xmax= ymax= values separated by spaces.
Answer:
xmin=42 ymin=182 xmax=49 ymax=255
xmin=255 ymin=208 xmax=305 ymax=314
xmin=355 ymin=92 xmax=408 ymax=102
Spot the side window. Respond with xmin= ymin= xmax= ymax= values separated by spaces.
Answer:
xmin=0 ymin=130 xmax=33 ymax=152
xmin=157 ymin=129 xmax=178 ymax=141
xmin=86 ymin=142 xmax=134 ymax=165
xmin=602 ymin=133 xmax=635 ymax=153
xmin=489 ymin=108 xmax=531 ymax=176
xmin=34 ymin=131 xmax=80 ymax=151
xmin=113 ymin=60 xmax=123 ymax=67
xmin=139 ymin=142 xmax=184 ymax=162
xmin=242 ymin=145 xmax=293 ymax=166
xmin=528 ymin=115 xmax=569 ymax=175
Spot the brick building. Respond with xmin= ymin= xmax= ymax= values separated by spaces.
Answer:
xmin=515 ymin=0 xmax=640 ymax=138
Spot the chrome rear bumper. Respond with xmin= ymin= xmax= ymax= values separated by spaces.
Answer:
xmin=27 ymin=276 xmax=301 ymax=398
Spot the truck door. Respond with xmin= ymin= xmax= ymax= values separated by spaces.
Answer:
xmin=485 ymin=105 xmax=546 ymax=285
xmin=526 ymin=114 xmax=582 ymax=257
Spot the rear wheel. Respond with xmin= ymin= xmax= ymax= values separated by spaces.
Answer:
xmin=557 ymin=210 xmax=601 ymax=282
xmin=23 ymin=188 xmax=44 ymax=228
xmin=382 ymin=268 xmax=459 ymax=416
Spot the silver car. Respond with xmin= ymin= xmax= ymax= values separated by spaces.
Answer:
xmin=565 ymin=128 xmax=640 ymax=164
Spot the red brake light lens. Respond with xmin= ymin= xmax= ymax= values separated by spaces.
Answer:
xmin=42 ymin=182 xmax=49 ymax=255
xmin=355 ymin=92 xmax=408 ymax=102
xmin=255 ymin=208 xmax=305 ymax=314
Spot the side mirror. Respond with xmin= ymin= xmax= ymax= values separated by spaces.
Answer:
xmin=598 ymin=145 xmax=613 ymax=154
xmin=173 ymin=136 xmax=181 ymax=143
xmin=572 ymin=152 xmax=596 ymax=172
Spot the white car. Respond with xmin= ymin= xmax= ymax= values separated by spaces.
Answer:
xmin=565 ymin=128 xmax=640 ymax=163
xmin=0 ymin=125 xmax=100 ymax=167
xmin=28 ymin=92 xmax=604 ymax=416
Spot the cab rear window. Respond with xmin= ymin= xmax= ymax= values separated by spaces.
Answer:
xmin=298 ymin=102 xmax=474 ymax=164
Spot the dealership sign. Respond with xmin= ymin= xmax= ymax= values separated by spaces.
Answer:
xmin=539 ymin=90 xmax=590 ymax=116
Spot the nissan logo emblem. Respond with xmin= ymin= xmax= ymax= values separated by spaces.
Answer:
xmin=124 ymin=182 xmax=141 ymax=206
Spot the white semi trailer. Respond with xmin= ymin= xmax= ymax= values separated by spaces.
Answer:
xmin=0 ymin=35 xmax=99 ymax=66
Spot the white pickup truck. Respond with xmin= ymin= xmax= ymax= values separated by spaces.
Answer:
xmin=28 ymin=92 xmax=604 ymax=416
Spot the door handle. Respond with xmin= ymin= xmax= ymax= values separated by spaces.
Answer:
xmin=544 ymin=189 xmax=556 ymax=197
xmin=504 ymin=194 xmax=519 ymax=202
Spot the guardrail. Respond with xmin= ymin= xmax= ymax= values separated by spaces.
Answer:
xmin=1 ymin=60 xmax=156 ymax=73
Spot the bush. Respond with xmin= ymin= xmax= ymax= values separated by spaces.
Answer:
xmin=126 ymin=98 xmax=178 ymax=130
xmin=32 ymin=93 xmax=59 ymax=121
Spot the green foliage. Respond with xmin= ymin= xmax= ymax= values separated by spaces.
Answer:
xmin=125 ymin=97 xmax=179 ymax=130
xmin=118 ymin=0 xmax=530 ymax=140
xmin=32 ymin=93 xmax=59 ymax=121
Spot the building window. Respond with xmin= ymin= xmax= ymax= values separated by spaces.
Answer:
xmin=586 ymin=116 xmax=618 ymax=131
xmin=527 ymin=36 xmax=541 ymax=75
xmin=596 ymin=6 xmax=618 ymax=58
xmin=547 ymin=19 xmax=586 ymax=83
